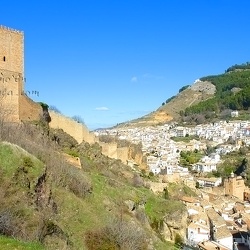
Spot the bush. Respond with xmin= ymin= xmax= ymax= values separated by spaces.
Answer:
xmin=174 ymin=233 xmax=183 ymax=247
xmin=22 ymin=156 xmax=34 ymax=169
xmin=0 ymin=210 xmax=16 ymax=236
xmin=67 ymin=169 xmax=92 ymax=198
xmin=85 ymin=218 xmax=147 ymax=250
xmin=132 ymin=173 xmax=144 ymax=187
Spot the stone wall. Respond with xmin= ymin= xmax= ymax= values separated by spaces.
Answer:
xmin=0 ymin=26 xmax=23 ymax=74
xmin=0 ymin=25 xmax=144 ymax=168
xmin=19 ymin=94 xmax=42 ymax=121
xmin=0 ymin=69 xmax=22 ymax=122
xmin=49 ymin=111 xmax=96 ymax=144
xmin=117 ymin=147 xmax=129 ymax=164
xmin=99 ymin=141 xmax=118 ymax=159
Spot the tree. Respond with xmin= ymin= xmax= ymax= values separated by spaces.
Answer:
xmin=179 ymin=85 xmax=190 ymax=93
xmin=163 ymin=187 xmax=169 ymax=199
xmin=174 ymin=233 xmax=183 ymax=247
xmin=49 ymin=105 xmax=61 ymax=114
xmin=72 ymin=115 xmax=85 ymax=124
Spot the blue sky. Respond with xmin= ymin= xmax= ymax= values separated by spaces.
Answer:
xmin=2 ymin=1 xmax=250 ymax=130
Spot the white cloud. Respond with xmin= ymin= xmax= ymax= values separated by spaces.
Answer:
xmin=95 ymin=107 xmax=109 ymax=111
xmin=131 ymin=76 xmax=138 ymax=82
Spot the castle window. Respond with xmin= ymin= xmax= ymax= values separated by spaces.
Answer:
xmin=3 ymin=56 xmax=5 ymax=61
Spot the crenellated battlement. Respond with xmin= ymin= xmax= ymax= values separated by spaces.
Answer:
xmin=0 ymin=25 xmax=23 ymax=34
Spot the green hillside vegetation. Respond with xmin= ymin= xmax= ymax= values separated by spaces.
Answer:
xmin=182 ymin=63 xmax=250 ymax=121
xmin=204 ymin=146 xmax=250 ymax=186
xmin=0 ymin=236 xmax=44 ymax=250
xmin=0 ymin=120 xmax=186 ymax=249
xmin=226 ymin=62 xmax=250 ymax=72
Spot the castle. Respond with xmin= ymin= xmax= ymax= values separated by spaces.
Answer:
xmin=0 ymin=25 xmax=95 ymax=143
xmin=0 ymin=25 xmax=142 ymax=166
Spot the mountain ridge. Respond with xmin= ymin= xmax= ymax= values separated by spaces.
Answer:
xmin=116 ymin=62 xmax=250 ymax=128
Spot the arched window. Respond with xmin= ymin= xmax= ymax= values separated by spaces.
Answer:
xmin=3 ymin=56 xmax=6 ymax=61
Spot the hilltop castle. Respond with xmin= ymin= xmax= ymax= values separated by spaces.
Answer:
xmin=0 ymin=25 xmax=96 ymax=144
xmin=0 ymin=25 xmax=140 ymax=165
xmin=0 ymin=25 xmax=42 ymax=122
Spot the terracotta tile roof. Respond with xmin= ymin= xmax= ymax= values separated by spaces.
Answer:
xmin=206 ymin=208 xmax=226 ymax=227
xmin=198 ymin=240 xmax=230 ymax=250
xmin=215 ymin=225 xmax=232 ymax=240
xmin=188 ymin=221 xmax=209 ymax=231
xmin=180 ymin=196 xmax=198 ymax=203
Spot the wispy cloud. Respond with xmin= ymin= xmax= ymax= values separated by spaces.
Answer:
xmin=131 ymin=76 xmax=138 ymax=82
xmin=131 ymin=74 xmax=164 ymax=84
xmin=95 ymin=107 xmax=109 ymax=111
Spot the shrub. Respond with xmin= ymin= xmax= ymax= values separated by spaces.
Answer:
xmin=132 ymin=173 xmax=144 ymax=187
xmin=22 ymin=156 xmax=34 ymax=169
xmin=0 ymin=210 xmax=16 ymax=236
xmin=85 ymin=218 xmax=147 ymax=250
xmin=67 ymin=169 xmax=92 ymax=198
xmin=174 ymin=233 xmax=183 ymax=247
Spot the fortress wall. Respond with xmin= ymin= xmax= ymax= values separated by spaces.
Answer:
xmin=49 ymin=111 xmax=95 ymax=144
xmin=117 ymin=147 xmax=129 ymax=164
xmin=99 ymin=142 xmax=118 ymax=159
xmin=19 ymin=94 xmax=42 ymax=121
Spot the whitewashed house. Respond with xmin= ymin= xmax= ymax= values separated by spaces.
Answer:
xmin=196 ymin=177 xmax=222 ymax=188
xmin=206 ymin=208 xmax=233 ymax=250
xmin=231 ymin=110 xmax=239 ymax=117
xmin=187 ymin=221 xmax=210 ymax=246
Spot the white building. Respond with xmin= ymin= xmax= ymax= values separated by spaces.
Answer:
xmin=196 ymin=177 xmax=222 ymax=188
xmin=187 ymin=221 xmax=210 ymax=246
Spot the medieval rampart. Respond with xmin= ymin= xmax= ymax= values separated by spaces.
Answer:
xmin=98 ymin=141 xmax=145 ymax=167
xmin=0 ymin=25 xmax=143 ymax=167
xmin=19 ymin=94 xmax=42 ymax=121
xmin=117 ymin=147 xmax=129 ymax=164
xmin=98 ymin=141 xmax=118 ymax=159
xmin=49 ymin=111 xmax=96 ymax=144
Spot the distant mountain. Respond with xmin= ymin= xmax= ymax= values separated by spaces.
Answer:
xmin=117 ymin=62 xmax=250 ymax=127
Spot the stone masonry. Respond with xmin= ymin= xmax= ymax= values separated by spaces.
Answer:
xmin=0 ymin=25 xmax=42 ymax=122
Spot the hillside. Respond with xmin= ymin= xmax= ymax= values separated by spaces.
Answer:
xmin=117 ymin=80 xmax=215 ymax=128
xmin=0 ymin=120 xmax=190 ymax=250
xmin=117 ymin=62 xmax=250 ymax=127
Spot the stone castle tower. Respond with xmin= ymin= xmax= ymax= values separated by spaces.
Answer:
xmin=0 ymin=25 xmax=42 ymax=122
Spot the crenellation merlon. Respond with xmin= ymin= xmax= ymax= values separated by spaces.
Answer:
xmin=0 ymin=25 xmax=23 ymax=34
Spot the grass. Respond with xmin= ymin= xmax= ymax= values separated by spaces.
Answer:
xmin=0 ymin=236 xmax=44 ymax=250
xmin=0 ymin=137 xmax=187 ymax=249
xmin=51 ymin=169 xmax=184 ymax=249
xmin=154 ymin=241 xmax=181 ymax=250
xmin=167 ymin=182 xmax=197 ymax=197
xmin=0 ymin=142 xmax=44 ymax=180
xmin=170 ymin=135 xmax=199 ymax=143
xmin=144 ymin=193 xmax=185 ymax=222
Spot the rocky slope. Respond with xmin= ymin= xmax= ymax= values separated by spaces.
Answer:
xmin=0 ymin=121 xmax=191 ymax=249
xmin=117 ymin=80 xmax=216 ymax=128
